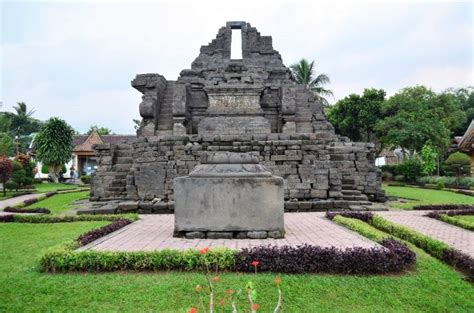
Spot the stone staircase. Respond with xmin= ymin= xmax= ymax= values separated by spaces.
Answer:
xmin=156 ymin=81 xmax=175 ymax=134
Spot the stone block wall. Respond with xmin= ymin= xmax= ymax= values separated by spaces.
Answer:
xmin=91 ymin=133 xmax=384 ymax=203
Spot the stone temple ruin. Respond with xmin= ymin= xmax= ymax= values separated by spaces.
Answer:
xmin=88 ymin=21 xmax=385 ymax=217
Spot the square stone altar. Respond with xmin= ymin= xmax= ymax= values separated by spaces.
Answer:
xmin=174 ymin=152 xmax=284 ymax=239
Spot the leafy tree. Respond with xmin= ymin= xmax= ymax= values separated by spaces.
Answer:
xmin=444 ymin=87 xmax=474 ymax=135
xmin=326 ymin=88 xmax=385 ymax=152
xmin=9 ymin=160 xmax=27 ymax=191
xmin=34 ymin=117 xmax=74 ymax=182
xmin=445 ymin=152 xmax=471 ymax=177
xmin=87 ymin=125 xmax=113 ymax=136
xmin=0 ymin=133 xmax=14 ymax=156
xmin=0 ymin=155 xmax=13 ymax=196
xmin=420 ymin=142 xmax=437 ymax=176
xmin=290 ymin=59 xmax=333 ymax=106
xmin=0 ymin=113 xmax=11 ymax=133
xmin=376 ymin=86 xmax=452 ymax=157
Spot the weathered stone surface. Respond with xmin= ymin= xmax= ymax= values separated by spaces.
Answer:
xmin=90 ymin=21 xmax=385 ymax=206
xmin=247 ymin=231 xmax=268 ymax=239
xmin=185 ymin=231 xmax=206 ymax=239
xmin=268 ymin=230 xmax=285 ymax=239
xmin=207 ymin=232 xmax=233 ymax=239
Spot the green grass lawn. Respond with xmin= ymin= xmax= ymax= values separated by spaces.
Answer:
xmin=0 ymin=222 xmax=472 ymax=312
xmin=34 ymin=183 xmax=80 ymax=193
xmin=383 ymin=185 xmax=474 ymax=209
xmin=453 ymin=215 xmax=474 ymax=223
xmin=26 ymin=191 xmax=89 ymax=214
xmin=0 ymin=191 xmax=17 ymax=201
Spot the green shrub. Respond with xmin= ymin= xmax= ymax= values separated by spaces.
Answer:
xmin=370 ymin=215 xmax=449 ymax=259
xmin=436 ymin=181 xmax=445 ymax=190
xmin=4 ymin=181 xmax=17 ymax=191
xmin=394 ymin=175 xmax=405 ymax=182
xmin=399 ymin=159 xmax=423 ymax=182
xmin=40 ymin=245 xmax=237 ymax=273
xmin=439 ymin=215 xmax=474 ymax=231
xmin=41 ymin=164 xmax=67 ymax=175
xmin=332 ymin=216 xmax=391 ymax=242
xmin=381 ymin=171 xmax=393 ymax=181
xmin=417 ymin=176 xmax=474 ymax=188
xmin=445 ymin=152 xmax=471 ymax=177
xmin=80 ymin=175 xmax=91 ymax=184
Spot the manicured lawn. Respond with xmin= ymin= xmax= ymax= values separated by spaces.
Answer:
xmin=26 ymin=191 xmax=89 ymax=214
xmin=453 ymin=215 xmax=474 ymax=223
xmin=383 ymin=185 xmax=474 ymax=209
xmin=34 ymin=183 xmax=80 ymax=193
xmin=0 ymin=222 xmax=473 ymax=312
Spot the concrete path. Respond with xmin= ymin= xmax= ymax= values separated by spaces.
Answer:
xmin=0 ymin=193 xmax=45 ymax=210
xmin=377 ymin=211 xmax=474 ymax=257
xmin=80 ymin=213 xmax=379 ymax=252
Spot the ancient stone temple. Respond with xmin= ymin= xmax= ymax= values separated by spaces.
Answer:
xmin=89 ymin=21 xmax=385 ymax=214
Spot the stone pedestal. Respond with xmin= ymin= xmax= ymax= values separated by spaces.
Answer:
xmin=174 ymin=152 xmax=284 ymax=238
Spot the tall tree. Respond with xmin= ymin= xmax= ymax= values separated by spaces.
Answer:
xmin=34 ymin=117 xmax=74 ymax=183
xmin=0 ymin=133 xmax=14 ymax=156
xmin=376 ymin=86 xmax=457 ymax=157
xmin=8 ymin=102 xmax=42 ymax=137
xmin=87 ymin=125 xmax=113 ymax=136
xmin=326 ymin=88 xmax=385 ymax=153
xmin=290 ymin=59 xmax=333 ymax=106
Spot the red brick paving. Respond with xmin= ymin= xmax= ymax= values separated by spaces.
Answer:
xmin=80 ymin=213 xmax=379 ymax=252
xmin=377 ymin=211 xmax=474 ymax=257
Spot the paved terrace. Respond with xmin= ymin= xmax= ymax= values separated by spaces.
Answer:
xmin=377 ymin=210 xmax=474 ymax=257
xmin=80 ymin=213 xmax=379 ymax=252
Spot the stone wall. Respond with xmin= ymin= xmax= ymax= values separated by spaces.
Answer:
xmin=91 ymin=132 xmax=384 ymax=204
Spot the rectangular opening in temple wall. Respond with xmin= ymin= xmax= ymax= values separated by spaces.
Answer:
xmin=230 ymin=28 xmax=242 ymax=60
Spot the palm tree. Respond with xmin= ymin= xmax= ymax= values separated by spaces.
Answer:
xmin=290 ymin=59 xmax=333 ymax=106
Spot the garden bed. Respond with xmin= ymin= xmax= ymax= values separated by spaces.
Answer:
xmin=426 ymin=209 xmax=474 ymax=231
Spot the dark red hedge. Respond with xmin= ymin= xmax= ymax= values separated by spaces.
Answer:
xmin=0 ymin=215 xmax=14 ymax=222
xmin=426 ymin=209 xmax=474 ymax=219
xmin=234 ymin=240 xmax=415 ymax=274
xmin=77 ymin=219 xmax=132 ymax=246
xmin=326 ymin=211 xmax=374 ymax=222
xmin=23 ymin=198 xmax=39 ymax=206
xmin=442 ymin=249 xmax=474 ymax=282
xmin=413 ymin=204 xmax=474 ymax=211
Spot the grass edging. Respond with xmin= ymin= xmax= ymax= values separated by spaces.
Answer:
xmin=426 ymin=209 xmax=474 ymax=231
xmin=38 ymin=213 xmax=415 ymax=274
xmin=327 ymin=211 xmax=474 ymax=282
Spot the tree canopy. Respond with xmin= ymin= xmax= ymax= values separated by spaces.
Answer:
xmin=34 ymin=117 xmax=74 ymax=182
xmin=290 ymin=59 xmax=333 ymax=106
xmin=87 ymin=125 xmax=113 ymax=136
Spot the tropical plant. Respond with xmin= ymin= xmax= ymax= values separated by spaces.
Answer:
xmin=7 ymin=102 xmax=42 ymax=137
xmin=420 ymin=142 xmax=437 ymax=176
xmin=0 ymin=155 xmax=13 ymax=196
xmin=34 ymin=117 xmax=74 ymax=182
xmin=290 ymin=58 xmax=333 ymax=106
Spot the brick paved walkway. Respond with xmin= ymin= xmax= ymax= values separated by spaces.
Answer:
xmin=80 ymin=213 xmax=379 ymax=252
xmin=377 ymin=211 xmax=474 ymax=257
xmin=0 ymin=193 xmax=45 ymax=210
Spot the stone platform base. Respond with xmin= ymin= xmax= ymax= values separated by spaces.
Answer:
xmin=77 ymin=199 xmax=388 ymax=215
xmin=176 ymin=229 xmax=285 ymax=239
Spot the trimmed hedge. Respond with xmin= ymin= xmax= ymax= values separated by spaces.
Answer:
xmin=327 ymin=211 xmax=373 ymax=222
xmin=78 ymin=219 xmax=132 ymax=246
xmin=327 ymin=211 xmax=474 ymax=281
xmin=234 ymin=241 xmax=415 ymax=275
xmin=426 ymin=209 xmax=474 ymax=231
xmin=413 ymin=204 xmax=474 ymax=211
xmin=39 ymin=213 xmax=415 ymax=274
xmin=0 ymin=214 xmax=139 ymax=223
xmin=3 ymin=207 xmax=51 ymax=214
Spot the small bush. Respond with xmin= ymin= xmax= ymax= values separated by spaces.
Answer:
xmin=445 ymin=152 xmax=471 ymax=177
xmin=23 ymin=198 xmax=39 ymax=206
xmin=326 ymin=211 xmax=374 ymax=223
xmin=80 ymin=175 xmax=91 ymax=184
xmin=5 ymin=181 xmax=18 ymax=191
xmin=394 ymin=175 xmax=405 ymax=182
xmin=4 ymin=207 xmax=50 ymax=214
xmin=399 ymin=159 xmax=423 ymax=182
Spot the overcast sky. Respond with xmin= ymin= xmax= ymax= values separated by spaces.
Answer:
xmin=1 ymin=0 xmax=473 ymax=134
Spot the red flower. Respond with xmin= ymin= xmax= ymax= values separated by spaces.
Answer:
xmin=251 ymin=260 xmax=260 ymax=267
xmin=274 ymin=276 xmax=281 ymax=284
xmin=252 ymin=303 xmax=260 ymax=311
xmin=188 ymin=307 xmax=198 ymax=313
xmin=211 ymin=275 xmax=220 ymax=282
xmin=218 ymin=299 xmax=225 ymax=306
xmin=199 ymin=247 xmax=209 ymax=255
